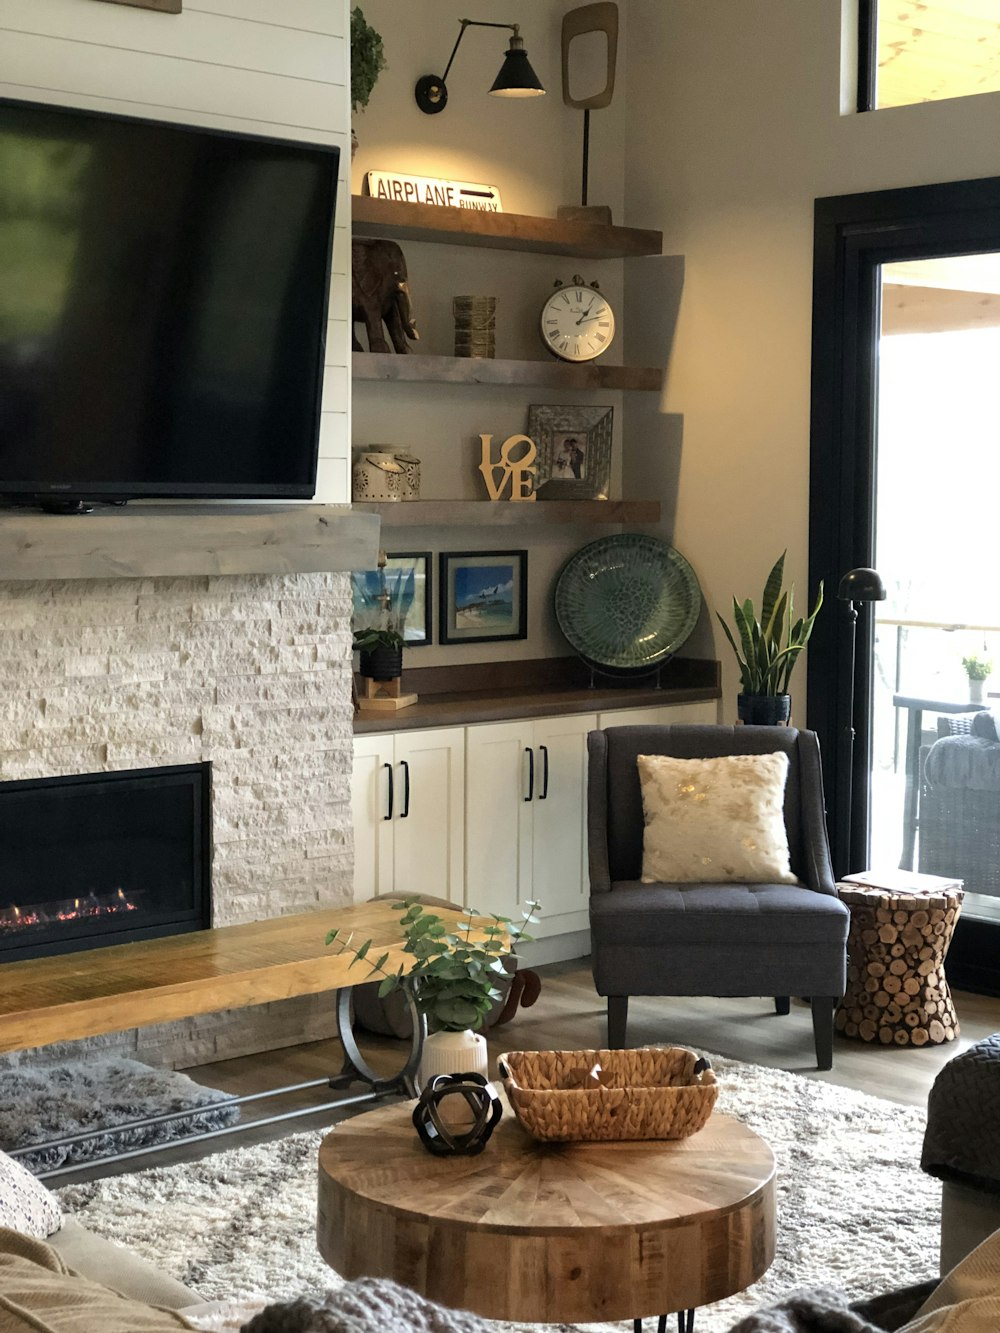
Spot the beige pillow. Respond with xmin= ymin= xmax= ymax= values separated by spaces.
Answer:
xmin=899 ymin=1226 xmax=1000 ymax=1331
xmin=0 ymin=1149 xmax=61 ymax=1238
xmin=637 ymin=751 xmax=798 ymax=884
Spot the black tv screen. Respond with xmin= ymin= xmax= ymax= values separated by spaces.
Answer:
xmin=0 ymin=98 xmax=339 ymax=503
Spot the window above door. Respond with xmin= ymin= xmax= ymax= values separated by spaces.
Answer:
xmin=859 ymin=0 xmax=1000 ymax=111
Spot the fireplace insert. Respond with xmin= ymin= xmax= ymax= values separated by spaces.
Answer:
xmin=0 ymin=762 xmax=211 ymax=962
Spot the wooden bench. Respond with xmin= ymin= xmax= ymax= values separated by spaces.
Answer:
xmin=0 ymin=900 xmax=449 ymax=1176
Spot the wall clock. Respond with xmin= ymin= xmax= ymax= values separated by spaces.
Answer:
xmin=539 ymin=276 xmax=616 ymax=362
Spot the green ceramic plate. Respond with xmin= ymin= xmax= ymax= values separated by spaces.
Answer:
xmin=554 ymin=535 xmax=702 ymax=669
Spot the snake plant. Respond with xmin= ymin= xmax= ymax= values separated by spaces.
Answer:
xmin=717 ymin=552 xmax=824 ymax=697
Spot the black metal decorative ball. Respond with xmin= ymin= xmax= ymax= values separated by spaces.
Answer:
xmin=411 ymin=1072 xmax=502 ymax=1156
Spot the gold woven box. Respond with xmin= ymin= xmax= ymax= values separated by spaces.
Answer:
xmin=498 ymin=1047 xmax=718 ymax=1143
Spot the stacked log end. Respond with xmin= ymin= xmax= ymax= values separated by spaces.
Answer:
xmin=835 ymin=884 xmax=963 ymax=1046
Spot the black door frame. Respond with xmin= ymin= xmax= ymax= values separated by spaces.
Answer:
xmin=809 ymin=175 xmax=1000 ymax=992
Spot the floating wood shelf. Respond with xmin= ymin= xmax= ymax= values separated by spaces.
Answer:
xmin=0 ymin=505 xmax=379 ymax=581
xmin=352 ymin=500 xmax=660 ymax=527
xmin=353 ymin=353 xmax=662 ymax=392
xmin=352 ymin=196 xmax=662 ymax=259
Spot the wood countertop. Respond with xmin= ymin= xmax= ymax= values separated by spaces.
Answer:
xmin=354 ymin=682 xmax=720 ymax=733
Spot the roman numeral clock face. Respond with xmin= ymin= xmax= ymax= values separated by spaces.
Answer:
xmin=540 ymin=284 xmax=616 ymax=362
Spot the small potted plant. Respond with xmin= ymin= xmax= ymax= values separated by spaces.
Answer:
xmin=326 ymin=897 xmax=538 ymax=1089
xmin=962 ymin=653 xmax=993 ymax=703
xmin=352 ymin=560 xmax=414 ymax=681
xmin=352 ymin=626 xmax=404 ymax=682
xmin=716 ymin=551 xmax=824 ymax=725
xmin=350 ymin=6 xmax=386 ymax=159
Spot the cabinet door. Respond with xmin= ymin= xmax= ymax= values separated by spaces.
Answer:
xmin=531 ymin=713 xmax=596 ymax=920
xmin=465 ymin=720 xmax=534 ymax=919
xmin=352 ymin=734 xmax=394 ymax=900
xmin=597 ymin=701 xmax=718 ymax=728
xmin=392 ymin=727 xmax=465 ymax=905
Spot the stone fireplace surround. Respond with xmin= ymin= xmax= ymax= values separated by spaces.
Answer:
xmin=0 ymin=567 xmax=357 ymax=1070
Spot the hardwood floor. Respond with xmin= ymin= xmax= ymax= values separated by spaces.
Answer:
xmin=59 ymin=959 xmax=1000 ymax=1184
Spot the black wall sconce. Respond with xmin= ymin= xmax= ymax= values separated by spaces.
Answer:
xmin=415 ymin=19 xmax=545 ymax=115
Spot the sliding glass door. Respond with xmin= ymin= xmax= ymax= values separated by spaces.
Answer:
xmin=810 ymin=178 xmax=1000 ymax=992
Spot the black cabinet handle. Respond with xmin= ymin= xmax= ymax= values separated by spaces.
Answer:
xmin=539 ymin=744 xmax=549 ymax=800
xmin=383 ymin=762 xmax=393 ymax=821
xmin=400 ymin=759 xmax=411 ymax=818
xmin=524 ymin=747 xmax=534 ymax=802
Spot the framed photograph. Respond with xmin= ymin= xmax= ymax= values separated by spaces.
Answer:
xmin=527 ymin=404 xmax=614 ymax=500
xmin=439 ymin=551 xmax=528 ymax=645
xmin=351 ymin=551 xmax=432 ymax=647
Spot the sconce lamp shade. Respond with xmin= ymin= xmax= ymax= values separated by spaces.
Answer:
xmin=490 ymin=36 xmax=546 ymax=97
xmin=837 ymin=568 xmax=886 ymax=603
xmin=415 ymin=21 xmax=544 ymax=114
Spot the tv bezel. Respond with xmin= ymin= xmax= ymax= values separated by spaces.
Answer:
xmin=0 ymin=95 xmax=340 ymax=505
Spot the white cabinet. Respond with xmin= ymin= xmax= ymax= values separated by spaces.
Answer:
xmin=597 ymin=701 xmax=718 ymax=728
xmin=465 ymin=714 xmax=595 ymax=935
xmin=352 ymin=727 xmax=465 ymax=903
xmin=352 ymin=697 xmax=718 ymax=945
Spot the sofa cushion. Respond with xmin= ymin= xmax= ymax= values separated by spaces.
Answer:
xmin=0 ymin=1148 xmax=61 ymax=1238
xmin=971 ymin=709 xmax=1000 ymax=742
xmin=637 ymin=751 xmax=798 ymax=885
xmin=925 ymin=736 xmax=1000 ymax=792
xmin=47 ymin=1216 xmax=201 ymax=1310
xmin=0 ymin=1227 xmax=195 ymax=1332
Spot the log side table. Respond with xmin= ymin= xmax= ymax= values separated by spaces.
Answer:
xmin=317 ymin=1098 xmax=776 ymax=1325
xmin=835 ymin=871 xmax=964 ymax=1047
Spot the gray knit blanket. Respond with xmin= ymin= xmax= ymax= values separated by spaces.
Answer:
xmin=239 ymin=1277 xmax=934 ymax=1333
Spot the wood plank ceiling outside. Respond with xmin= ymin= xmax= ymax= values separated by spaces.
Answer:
xmin=877 ymin=0 xmax=1000 ymax=107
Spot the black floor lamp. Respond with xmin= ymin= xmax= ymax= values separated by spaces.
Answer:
xmin=836 ymin=567 xmax=886 ymax=873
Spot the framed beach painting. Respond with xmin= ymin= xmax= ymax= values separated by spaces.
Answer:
xmin=439 ymin=551 xmax=528 ymax=645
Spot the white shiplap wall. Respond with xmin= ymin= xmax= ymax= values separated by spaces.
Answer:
xmin=0 ymin=0 xmax=351 ymax=501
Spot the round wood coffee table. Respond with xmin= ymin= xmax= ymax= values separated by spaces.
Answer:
xmin=317 ymin=1099 xmax=775 ymax=1324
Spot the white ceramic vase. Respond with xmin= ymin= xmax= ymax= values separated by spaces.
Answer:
xmin=417 ymin=1027 xmax=488 ymax=1092
xmin=970 ymin=677 xmax=985 ymax=703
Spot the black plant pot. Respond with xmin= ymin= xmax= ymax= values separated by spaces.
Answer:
xmin=359 ymin=644 xmax=403 ymax=681
xmin=737 ymin=693 xmax=791 ymax=726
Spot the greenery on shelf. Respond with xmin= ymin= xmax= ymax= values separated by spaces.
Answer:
xmin=352 ymin=626 xmax=404 ymax=653
xmin=350 ymin=6 xmax=387 ymax=115
xmin=351 ymin=560 xmax=414 ymax=652
xmin=717 ymin=551 xmax=824 ymax=697
xmin=962 ymin=654 xmax=993 ymax=681
xmin=326 ymin=897 xmax=539 ymax=1033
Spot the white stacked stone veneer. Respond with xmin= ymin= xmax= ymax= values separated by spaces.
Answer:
xmin=0 ymin=571 xmax=355 ymax=1068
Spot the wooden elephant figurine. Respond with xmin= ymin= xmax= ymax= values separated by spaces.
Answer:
xmin=351 ymin=238 xmax=420 ymax=354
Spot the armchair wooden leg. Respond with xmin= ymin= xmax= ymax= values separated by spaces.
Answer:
xmin=811 ymin=996 xmax=837 ymax=1070
xmin=774 ymin=996 xmax=791 ymax=1015
xmin=607 ymin=996 xmax=629 ymax=1048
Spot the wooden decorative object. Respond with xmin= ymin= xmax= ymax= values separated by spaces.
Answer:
xmin=559 ymin=3 xmax=619 ymax=222
xmin=835 ymin=874 xmax=964 ymax=1046
xmin=357 ymin=673 xmax=418 ymax=711
xmin=94 ymin=0 xmax=181 ymax=10
xmin=478 ymin=433 xmax=538 ymax=501
xmin=317 ymin=1101 xmax=775 ymax=1323
xmin=352 ymin=239 xmax=419 ymax=354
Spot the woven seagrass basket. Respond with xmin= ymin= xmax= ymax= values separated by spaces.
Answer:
xmin=498 ymin=1047 xmax=718 ymax=1142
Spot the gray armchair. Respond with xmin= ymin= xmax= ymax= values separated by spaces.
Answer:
xmin=587 ymin=725 xmax=849 ymax=1069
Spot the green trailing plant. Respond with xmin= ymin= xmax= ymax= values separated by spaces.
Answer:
xmin=350 ymin=6 xmax=387 ymax=115
xmin=962 ymin=654 xmax=993 ymax=681
xmin=326 ymin=897 xmax=539 ymax=1033
xmin=716 ymin=551 xmax=824 ymax=697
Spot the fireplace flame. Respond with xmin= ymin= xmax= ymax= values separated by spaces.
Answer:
xmin=0 ymin=888 xmax=140 ymax=934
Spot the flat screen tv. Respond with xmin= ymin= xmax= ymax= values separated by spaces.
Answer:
xmin=0 ymin=98 xmax=339 ymax=507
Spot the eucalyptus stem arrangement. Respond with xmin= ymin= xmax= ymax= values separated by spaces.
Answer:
xmin=326 ymin=897 xmax=539 ymax=1033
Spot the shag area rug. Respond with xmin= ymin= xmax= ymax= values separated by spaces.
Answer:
xmin=57 ymin=1054 xmax=940 ymax=1333
xmin=0 ymin=1058 xmax=240 ymax=1171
